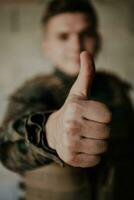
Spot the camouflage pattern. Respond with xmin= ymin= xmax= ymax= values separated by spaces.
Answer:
xmin=0 ymin=69 xmax=134 ymax=200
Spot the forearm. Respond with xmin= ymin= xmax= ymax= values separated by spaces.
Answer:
xmin=0 ymin=140 xmax=64 ymax=174
xmin=0 ymin=140 xmax=51 ymax=174
xmin=0 ymin=112 xmax=63 ymax=174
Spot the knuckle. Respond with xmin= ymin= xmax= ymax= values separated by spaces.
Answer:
xmin=64 ymin=120 xmax=80 ymax=136
xmin=65 ymin=152 xmax=76 ymax=165
xmin=65 ymin=139 xmax=79 ymax=152
xmin=70 ymin=140 xmax=79 ymax=151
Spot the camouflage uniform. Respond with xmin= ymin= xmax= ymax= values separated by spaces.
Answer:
xmin=0 ymin=69 xmax=134 ymax=200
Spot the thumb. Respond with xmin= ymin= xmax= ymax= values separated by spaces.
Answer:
xmin=69 ymin=51 xmax=95 ymax=98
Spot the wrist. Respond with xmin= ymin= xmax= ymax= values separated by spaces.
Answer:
xmin=45 ymin=111 xmax=58 ymax=150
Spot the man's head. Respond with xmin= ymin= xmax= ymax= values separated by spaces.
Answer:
xmin=42 ymin=0 xmax=100 ymax=76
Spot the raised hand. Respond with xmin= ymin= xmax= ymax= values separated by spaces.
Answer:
xmin=46 ymin=51 xmax=111 ymax=168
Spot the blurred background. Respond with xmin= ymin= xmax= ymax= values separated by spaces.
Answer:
xmin=0 ymin=0 xmax=134 ymax=199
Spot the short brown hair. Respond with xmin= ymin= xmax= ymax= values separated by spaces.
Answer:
xmin=41 ymin=0 xmax=98 ymax=29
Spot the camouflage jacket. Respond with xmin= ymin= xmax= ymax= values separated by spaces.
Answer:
xmin=0 ymin=69 xmax=134 ymax=200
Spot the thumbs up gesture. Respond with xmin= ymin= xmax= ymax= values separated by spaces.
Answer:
xmin=46 ymin=51 xmax=111 ymax=168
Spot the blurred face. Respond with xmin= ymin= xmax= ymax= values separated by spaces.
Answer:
xmin=42 ymin=12 xmax=98 ymax=76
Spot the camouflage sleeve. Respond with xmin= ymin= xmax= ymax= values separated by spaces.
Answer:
xmin=0 ymin=79 xmax=63 ymax=174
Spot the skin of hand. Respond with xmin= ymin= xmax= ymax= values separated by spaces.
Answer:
xmin=46 ymin=51 xmax=111 ymax=168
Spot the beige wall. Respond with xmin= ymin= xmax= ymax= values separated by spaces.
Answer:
xmin=0 ymin=1 xmax=133 ymax=199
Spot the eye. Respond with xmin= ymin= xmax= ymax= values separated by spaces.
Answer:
xmin=58 ymin=33 xmax=69 ymax=41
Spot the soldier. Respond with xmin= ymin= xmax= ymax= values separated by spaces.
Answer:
xmin=0 ymin=0 xmax=134 ymax=200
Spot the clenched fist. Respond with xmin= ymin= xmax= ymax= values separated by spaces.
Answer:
xmin=46 ymin=51 xmax=111 ymax=168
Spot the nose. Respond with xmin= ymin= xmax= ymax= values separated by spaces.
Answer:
xmin=70 ymin=35 xmax=83 ymax=53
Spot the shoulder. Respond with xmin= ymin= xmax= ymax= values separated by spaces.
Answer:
xmin=10 ymin=73 xmax=62 ymax=103
xmin=91 ymin=71 xmax=132 ymax=106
